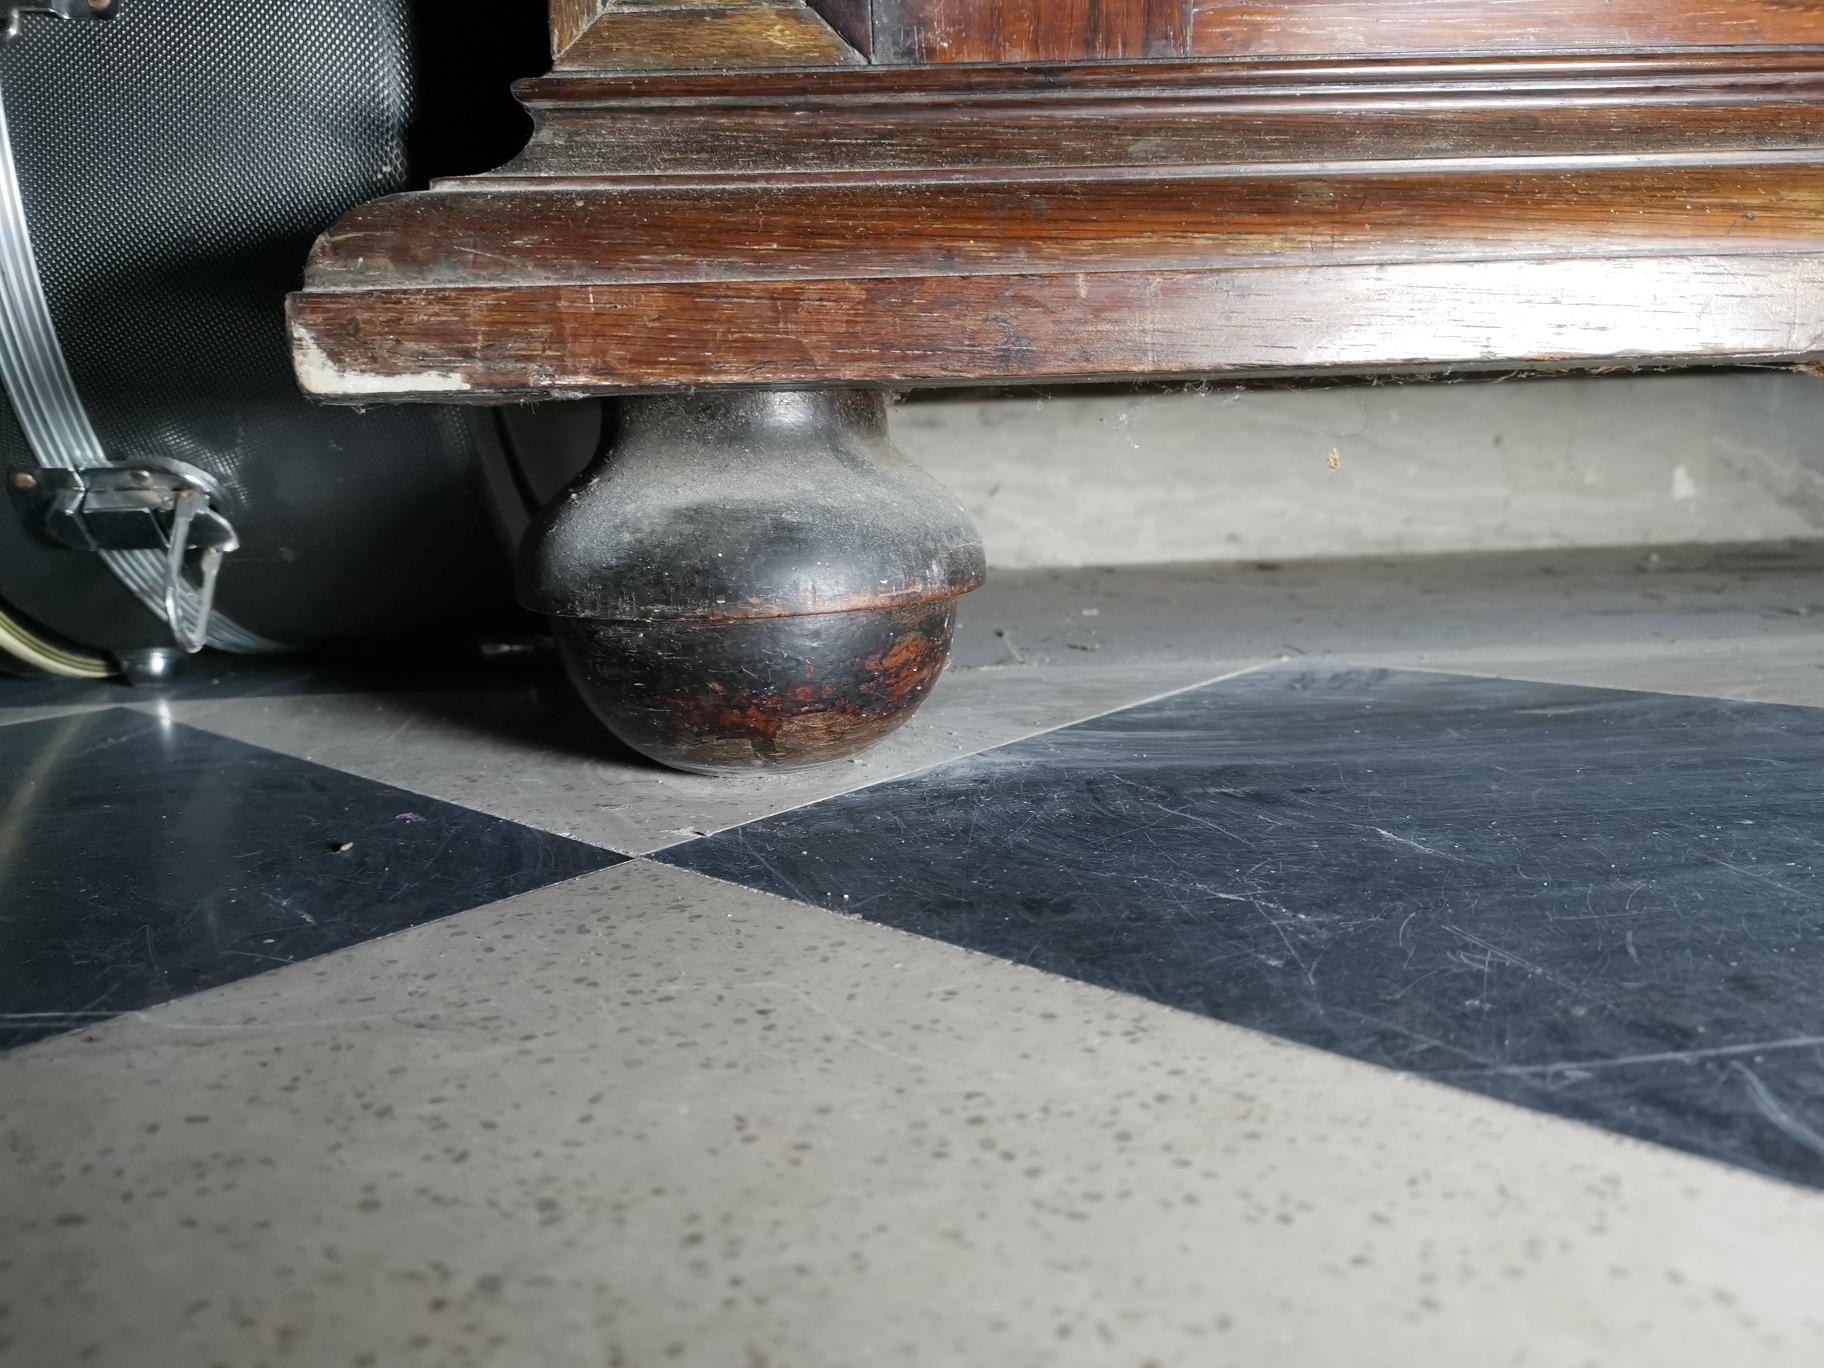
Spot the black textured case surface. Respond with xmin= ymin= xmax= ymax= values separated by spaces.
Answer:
xmin=0 ymin=0 xmax=530 ymax=647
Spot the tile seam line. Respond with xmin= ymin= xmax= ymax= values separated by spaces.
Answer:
xmin=1327 ymin=655 xmax=1824 ymax=712
xmin=643 ymin=657 xmax=1280 ymax=858
xmin=0 ymin=858 xmax=634 ymax=1053
xmin=637 ymin=858 xmax=1824 ymax=1199
xmin=0 ymin=702 xmax=116 ymax=729
xmin=111 ymin=699 xmax=645 ymax=856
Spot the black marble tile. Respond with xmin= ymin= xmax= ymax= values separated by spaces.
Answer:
xmin=664 ymin=668 xmax=1824 ymax=1189
xmin=0 ymin=707 xmax=622 ymax=1049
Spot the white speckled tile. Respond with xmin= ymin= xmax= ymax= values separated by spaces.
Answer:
xmin=0 ymin=699 xmax=121 ymax=729
xmin=146 ymin=660 xmax=1250 ymax=855
xmin=2 ymin=860 xmax=1820 ymax=1368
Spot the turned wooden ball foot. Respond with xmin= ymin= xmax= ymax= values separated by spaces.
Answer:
xmin=519 ymin=390 xmax=985 ymax=775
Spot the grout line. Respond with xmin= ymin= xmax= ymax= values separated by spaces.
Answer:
xmin=1331 ymin=653 xmax=1824 ymax=712
xmin=0 ymin=700 xmax=120 ymax=730
xmin=640 ymin=659 xmax=1280 ymax=857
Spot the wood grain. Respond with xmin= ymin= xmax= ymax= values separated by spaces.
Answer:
xmin=872 ymin=0 xmax=1189 ymax=63
xmin=289 ymin=255 xmax=1824 ymax=399
xmin=518 ymin=50 xmax=1824 ymax=99
xmin=556 ymin=2 xmax=863 ymax=71
xmin=309 ymin=165 xmax=1824 ymax=290
xmin=290 ymin=48 xmax=1824 ymax=400
xmin=504 ymin=53 xmax=1824 ymax=177
xmin=1190 ymin=1 xmax=1824 ymax=56
xmin=512 ymin=102 xmax=1824 ymax=177
xmin=549 ymin=0 xmax=609 ymax=60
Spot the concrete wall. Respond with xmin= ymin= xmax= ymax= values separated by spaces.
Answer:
xmin=893 ymin=373 xmax=1824 ymax=569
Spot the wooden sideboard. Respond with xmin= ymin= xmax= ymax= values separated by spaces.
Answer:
xmin=287 ymin=2 xmax=1824 ymax=772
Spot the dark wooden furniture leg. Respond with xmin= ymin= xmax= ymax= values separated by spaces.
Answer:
xmin=519 ymin=389 xmax=983 ymax=774
xmin=286 ymin=1 xmax=1824 ymax=773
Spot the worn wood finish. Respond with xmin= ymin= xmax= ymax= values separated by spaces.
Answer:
xmin=291 ymin=255 xmax=1824 ymax=398
xmin=858 ymin=0 xmax=1824 ymax=64
xmin=520 ymin=389 xmax=982 ymax=774
xmin=554 ymin=1 xmax=862 ymax=71
xmin=290 ymin=42 xmax=1824 ymax=400
xmin=549 ymin=0 xmax=609 ymax=60
xmin=1188 ymin=1 xmax=1824 ymax=56
xmin=554 ymin=601 xmax=957 ymax=771
xmin=297 ymin=5 xmax=1824 ymax=773
xmin=308 ymin=165 xmax=1824 ymax=290
xmin=500 ymin=53 xmax=1824 ymax=177
xmin=862 ymin=0 xmax=1824 ymax=64
xmin=871 ymin=0 xmax=1188 ymax=63
xmin=559 ymin=0 xmax=1824 ymax=68
xmin=509 ymin=101 xmax=1824 ymax=177
xmin=521 ymin=50 xmax=1824 ymax=97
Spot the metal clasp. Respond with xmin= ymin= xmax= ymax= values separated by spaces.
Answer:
xmin=32 ymin=462 xmax=241 ymax=654
xmin=1 ymin=1 xmax=115 ymax=44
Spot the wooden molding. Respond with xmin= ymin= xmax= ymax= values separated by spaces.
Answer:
xmin=499 ymin=53 xmax=1824 ymax=178
xmin=291 ymin=50 xmax=1824 ymax=400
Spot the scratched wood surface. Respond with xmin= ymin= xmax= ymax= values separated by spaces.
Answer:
xmin=548 ymin=0 xmax=608 ymax=59
xmin=504 ymin=52 xmax=1824 ymax=176
xmin=290 ymin=15 xmax=1824 ymax=400
xmin=306 ymin=165 xmax=1824 ymax=290
xmin=291 ymin=256 xmax=1824 ymax=398
xmin=552 ymin=0 xmax=1824 ymax=70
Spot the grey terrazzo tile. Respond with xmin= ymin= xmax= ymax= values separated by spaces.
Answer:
xmin=150 ymin=661 xmax=1248 ymax=855
xmin=2 ymin=861 xmax=1822 ymax=1368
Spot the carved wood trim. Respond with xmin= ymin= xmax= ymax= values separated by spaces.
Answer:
xmin=291 ymin=49 xmax=1824 ymax=399
xmin=500 ymin=52 xmax=1824 ymax=178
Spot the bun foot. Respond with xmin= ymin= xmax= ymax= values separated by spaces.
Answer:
xmin=519 ymin=390 xmax=985 ymax=775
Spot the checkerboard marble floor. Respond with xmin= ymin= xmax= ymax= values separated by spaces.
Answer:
xmin=5 ymin=541 xmax=1824 ymax=1368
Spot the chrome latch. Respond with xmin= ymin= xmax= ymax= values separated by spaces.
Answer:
xmin=1 ymin=1 xmax=115 ymax=43
xmin=33 ymin=463 xmax=240 ymax=654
